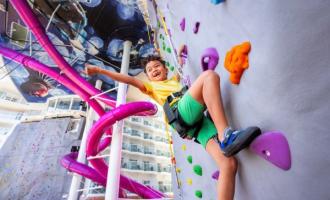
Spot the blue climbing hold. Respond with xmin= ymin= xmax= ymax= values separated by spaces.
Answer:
xmin=211 ymin=0 xmax=225 ymax=5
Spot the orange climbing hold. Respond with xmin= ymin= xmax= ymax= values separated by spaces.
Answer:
xmin=224 ymin=41 xmax=251 ymax=84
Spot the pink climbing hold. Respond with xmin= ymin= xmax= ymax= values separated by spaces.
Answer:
xmin=250 ymin=131 xmax=291 ymax=171
xmin=212 ymin=170 xmax=220 ymax=180
xmin=201 ymin=47 xmax=219 ymax=71
xmin=180 ymin=18 xmax=186 ymax=31
xmin=193 ymin=22 xmax=200 ymax=34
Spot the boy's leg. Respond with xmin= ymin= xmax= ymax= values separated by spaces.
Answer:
xmin=206 ymin=138 xmax=237 ymax=200
xmin=187 ymin=70 xmax=228 ymax=141
xmin=188 ymin=70 xmax=261 ymax=156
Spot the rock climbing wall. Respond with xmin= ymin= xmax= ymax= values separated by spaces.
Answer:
xmin=155 ymin=0 xmax=330 ymax=199
xmin=0 ymin=118 xmax=81 ymax=200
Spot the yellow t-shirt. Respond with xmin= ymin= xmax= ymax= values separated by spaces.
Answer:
xmin=142 ymin=76 xmax=182 ymax=106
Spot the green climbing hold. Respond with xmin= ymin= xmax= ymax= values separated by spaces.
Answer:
xmin=166 ymin=47 xmax=172 ymax=53
xmin=165 ymin=61 xmax=169 ymax=66
xmin=195 ymin=190 xmax=203 ymax=198
xmin=159 ymin=33 xmax=163 ymax=39
xmin=193 ymin=165 xmax=202 ymax=176
xmin=170 ymin=66 xmax=174 ymax=71
xmin=187 ymin=155 xmax=193 ymax=164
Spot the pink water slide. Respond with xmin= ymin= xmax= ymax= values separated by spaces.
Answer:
xmin=1 ymin=0 xmax=165 ymax=198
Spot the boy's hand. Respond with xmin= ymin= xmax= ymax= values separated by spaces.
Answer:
xmin=84 ymin=63 xmax=101 ymax=76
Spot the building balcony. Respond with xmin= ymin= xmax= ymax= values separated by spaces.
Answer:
xmin=123 ymin=128 xmax=169 ymax=146
xmin=121 ymin=162 xmax=170 ymax=174
xmin=122 ymin=143 xmax=171 ymax=159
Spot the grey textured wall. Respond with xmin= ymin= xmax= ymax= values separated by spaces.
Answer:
xmin=157 ymin=0 xmax=330 ymax=199
xmin=0 ymin=118 xmax=81 ymax=200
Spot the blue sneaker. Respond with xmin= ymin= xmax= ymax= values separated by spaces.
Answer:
xmin=219 ymin=127 xmax=261 ymax=157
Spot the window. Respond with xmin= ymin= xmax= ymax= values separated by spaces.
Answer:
xmin=131 ymin=144 xmax=138 ymax=152
xmin=10 ymin=22 xmax=28 ymax=48
xmin=131 ymin=129 xmax=140 ymax=137
xmin=143 ymin=120 xmax=152 ymax=126
xmin=56 ymin=99 xmax=71 ymax=110
xmin=143 ymin=180 xmax=151 ymax=186
xmin=71 ymin=99 xmax=81 ymax=110
xmin=48 ymin=100 xmax=56 ymax=110
xmin=131 ymin=117 xmax=140 ymax=122
xmin=144 ymin=132 xmax=149 ymax=139
xmin=129 ymin=159 xmax=141 ymax=170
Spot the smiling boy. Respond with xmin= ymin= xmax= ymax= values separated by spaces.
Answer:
xmin=85 ymin=55 xmax=261 ymax=200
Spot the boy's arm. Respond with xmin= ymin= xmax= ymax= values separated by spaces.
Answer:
xmin=85 ymin=64 xmax=147 ymax=93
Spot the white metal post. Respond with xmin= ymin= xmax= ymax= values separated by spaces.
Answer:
xmin=67 ymin=80 xmax=103 ymax=200
xmin=105 ymin=40 xmax=132 ymax=200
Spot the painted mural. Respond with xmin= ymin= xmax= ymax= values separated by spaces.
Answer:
xmin=0 ymin=0 xmax=155 ymax=102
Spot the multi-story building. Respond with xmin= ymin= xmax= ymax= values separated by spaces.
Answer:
xmin=121 ymin=112 xmax=173 ymax=195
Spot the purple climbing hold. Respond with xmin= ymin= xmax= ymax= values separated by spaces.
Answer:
xmin=168 ymin=29 xmax=172 ymax=37
xmin=201 ymin=47 xmax=219 ymax=71
xmin=193 ymin=22 xmax=200 ymax=34
xmin=250 ymin=131 xmax=291 ymax=171
xmin=180 ymin=18 xmax=186 ymax=31
xmin=212 ymin=170 xmax=220 ymax=180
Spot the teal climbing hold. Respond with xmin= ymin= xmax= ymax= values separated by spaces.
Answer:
xmin=166 ymin=47 xmax=172 ymax=53
xmin=195 ymin=190 xmax=203 ymax=198
xmin=193 ymin=165 xmax=202 ymax=176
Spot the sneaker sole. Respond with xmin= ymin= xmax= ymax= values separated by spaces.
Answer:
xmin=223 ymin=127 xmax=261 ymax=157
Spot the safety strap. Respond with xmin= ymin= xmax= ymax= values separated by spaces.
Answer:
xmin=163 ymin=86 xmax=203 ymax=142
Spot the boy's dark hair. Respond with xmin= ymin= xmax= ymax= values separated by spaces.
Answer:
xmin=141 ymin=55 xmax=166 ymax=73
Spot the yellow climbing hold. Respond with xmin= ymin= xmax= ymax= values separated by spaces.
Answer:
xmin=176 ymin=168 xmax=181 ymax=173
xmin=181 ymin=144 xmax=187 ymax=151
xmin=187 ymin=178 xmax=193 ymax=185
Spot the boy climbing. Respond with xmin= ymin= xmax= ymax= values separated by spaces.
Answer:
xmin=85 ymin=55 xmax=261 ymax=200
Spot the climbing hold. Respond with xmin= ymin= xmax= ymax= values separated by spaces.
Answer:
xmin=178 ymin=44 xmax=188 ymax=58
xmin=212 ymin=170 xmax=220 ymax=180
xmin=159 ymin=33 xmax=163 ymax=40
xmin=176 ymin=168 xmax=181 ymax=173
xmin=181 ymin=144 xmax=187 ymax=151
xmin=170 ymin=66 xmax=175 ymax=71
xmin=250 ymin=131 xmax=291 ymax=170
xmin=187 ymin=155 xmax=193 ymax=164
xmin=171 ymin=157 xmax=176 ymax=164
xmin=165 ymin=61 xmax=169 ymax=66
xmin=193 ymin=22 xmax=200 ymax=34
xmin=195 ymin=190 xmax=203 ymax=198
xmin=201 ymin=47 xmax=219 ymax=71
xmin=178 ymin=180 xmax=182 ymax=187
xmin=211 ymin=0 xmax=225 ymax=4
xmin=187 ymin=178 xmax=192 ymax=185
xmin=193 ymin=165 xmax=202 ymax=176
xmin=180 ymin=18 xmax=186 ymax=31
xmin=166 ymin=47 xmax=172 ymax=53
xmin=224 ymin=41 xmax=251 ymax=84
xmin=178 ymin=44 xmax=188 ymax=66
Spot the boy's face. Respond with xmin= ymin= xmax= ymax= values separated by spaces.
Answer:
xmin=145 ymin=60 xmax=168 ymax=81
